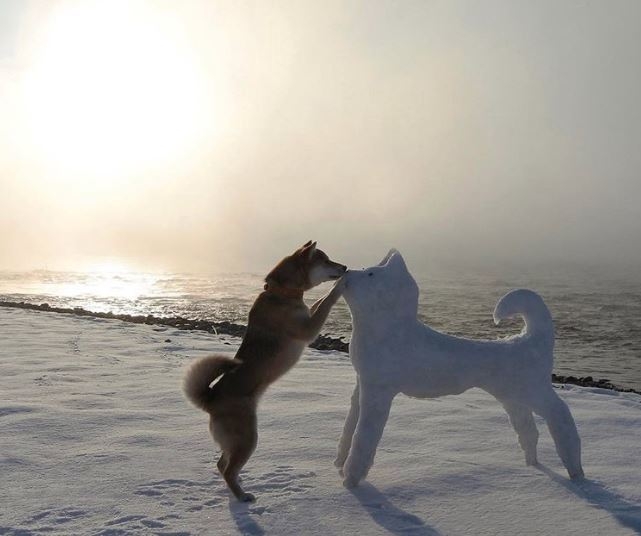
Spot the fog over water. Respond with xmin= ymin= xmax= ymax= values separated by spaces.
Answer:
xmin=1 ymin=1 xmax=640 ymax=273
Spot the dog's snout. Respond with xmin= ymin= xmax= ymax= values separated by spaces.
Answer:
xmin=339 ymin=264 xmax=347 ymax=272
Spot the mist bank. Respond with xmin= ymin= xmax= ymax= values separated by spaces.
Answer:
xmin=2 ymin=2 xmax=641 ymax=275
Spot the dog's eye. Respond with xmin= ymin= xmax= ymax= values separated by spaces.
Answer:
xmin=368 ymin=272 xmax=373 ymax=277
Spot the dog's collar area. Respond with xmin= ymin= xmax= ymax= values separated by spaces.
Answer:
xmin=263 ymin=283 xmax=304 ymax=299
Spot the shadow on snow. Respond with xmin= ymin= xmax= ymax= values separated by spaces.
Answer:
xmin=350 ymin=482 xmax=443 ymax=536
xmin=538 ymin=464 xmax=641 ymax=535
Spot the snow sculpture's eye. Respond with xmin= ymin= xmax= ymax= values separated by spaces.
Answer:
xmin=368 ymin=272 xmax=373 ymax=277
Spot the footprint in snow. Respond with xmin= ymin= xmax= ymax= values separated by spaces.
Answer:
xmin=13 ymin=506 xmax=91 ymax=533
xmin=136 ymin=478 xmax=224 ymax=514
xmin=136 ymin=465 xmax=316 ymax=515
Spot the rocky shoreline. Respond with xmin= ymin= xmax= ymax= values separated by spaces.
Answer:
xmin=1 ymin=299 xmax=639 ymax=396
xmin=0 ymin=300 xmax=350 ymax=351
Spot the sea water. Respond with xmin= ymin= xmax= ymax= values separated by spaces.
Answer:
xmin=1 ymin=267 xmax=639 ymax=390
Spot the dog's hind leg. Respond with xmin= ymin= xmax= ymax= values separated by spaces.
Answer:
xmin=223 ymin=441 xmax=257 ymax=502
xmin=334 ymin=380 xmax=360 ymax=474
xmin=210 ymin=418 xmax=229 ymax=475
xmin=533 ymin=389 xmax=584 ymax=479
xmin=342 ymin=384 xmax=395 ymax=488
xmin=503 ymin=402 xmax=539 ymax=466
xmin=212 ymin=409 xmax=258 ymax=501
xmin=221 ymin=418 xmax=258 ymax=502
xmin=216 ymin=454 xmax=227 ymax=474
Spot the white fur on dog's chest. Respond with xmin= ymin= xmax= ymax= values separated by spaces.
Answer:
xmin=282 ymin=339 xmax=306 ymax=361
xmin=275 ymin=339 xmax=307 ymax=375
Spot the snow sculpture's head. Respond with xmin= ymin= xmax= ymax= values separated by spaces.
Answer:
xmin=343 ymin=249 xmax=419 ymax=323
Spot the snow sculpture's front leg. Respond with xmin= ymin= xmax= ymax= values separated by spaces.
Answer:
xmin=342 ymin=384 xmax=395 ymax=488
xmin=334 ymin=380 xmax=360 ymax=474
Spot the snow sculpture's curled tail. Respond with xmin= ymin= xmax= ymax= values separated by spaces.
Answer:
xmin=493 ymin=289 xmax=554 ymax=348
xmin=183 ymin=355 xmax=241 ymax=411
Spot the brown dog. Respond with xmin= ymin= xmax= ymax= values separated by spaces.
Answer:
xmin=183 ymin=241 xmax=346 ymax=501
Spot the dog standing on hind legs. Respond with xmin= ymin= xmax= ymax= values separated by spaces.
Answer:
xmin=183 ymin=241 xmax=346 ymax=501
xmin=335 ymin=249 xmax=584 ymax=488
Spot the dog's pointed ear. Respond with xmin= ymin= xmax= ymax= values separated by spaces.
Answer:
xmin=386 ymin=250 xmax=408 ymax=272
xmin=294 ymin=240 xmax=313 ymax=255
xmin=378 ymin=248 xmax=399 ymax=266
xmin=296 ymin=240 xmax=317 ymax=260
xmin=303 ymin=241 xmax=317 ymax=260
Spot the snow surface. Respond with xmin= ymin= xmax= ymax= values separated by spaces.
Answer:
xmin=1 ymin=307 xmax=641 ymax=535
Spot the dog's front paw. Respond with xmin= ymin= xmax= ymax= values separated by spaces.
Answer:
xmin=238 ymin=492 xmax=256 ymax=502
xmin=331 ymin=276 xmax=347 ymax=295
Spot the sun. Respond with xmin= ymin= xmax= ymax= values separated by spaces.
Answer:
xmin=23 ymin=1 xmax=211 ymax=182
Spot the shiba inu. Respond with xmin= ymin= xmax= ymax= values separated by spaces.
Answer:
xmin=335 ymin=249 xmax=584 ymax=488
xmin=184 ymin=241 xmax=346 ymax=501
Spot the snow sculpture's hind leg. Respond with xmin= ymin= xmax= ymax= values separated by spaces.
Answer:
xmin=334 ymin=380 xmax=360 ymax=474
xmin=533 ymin=389 xmax=584 ymax=479
xmin=342 ymin=384 xmax=395 ymax=488
xmin=503 ymin=402 xmax=539 ymax=466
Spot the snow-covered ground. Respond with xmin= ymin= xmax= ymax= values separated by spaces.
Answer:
xmin=1 ymin=307 xmax=640 ymax=535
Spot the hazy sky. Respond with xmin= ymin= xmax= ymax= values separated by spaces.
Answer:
xmin=1 ymin=0 xmax=640 ymax=274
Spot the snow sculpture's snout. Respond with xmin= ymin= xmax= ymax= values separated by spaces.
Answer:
xmin=342 ymin=249 xmax=419 ymax=320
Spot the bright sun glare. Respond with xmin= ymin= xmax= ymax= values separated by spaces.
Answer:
xmin=84 ymin=259 xmax=135 ymax=274
xmin=24 ymin=1 xmax=210 ymax=181
xmin=55 ymin=259 xmax=157 ymax=302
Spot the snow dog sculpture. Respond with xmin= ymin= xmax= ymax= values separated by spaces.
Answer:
xmin=335 ymin=249 xmax=584 ymax=487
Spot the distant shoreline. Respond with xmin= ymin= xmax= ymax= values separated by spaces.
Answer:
xmin=1 ymin=299 xmax=639 ymax=396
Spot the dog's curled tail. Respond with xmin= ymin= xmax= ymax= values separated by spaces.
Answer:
xmin=493 ymin=289 xmax=554 ymax=345
xmin=183 ymin=355 xmax=241 ymax=411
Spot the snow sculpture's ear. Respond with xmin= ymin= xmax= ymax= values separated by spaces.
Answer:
xmin=386 ymin=250 xmax=408 ymax=273
xmin=378 ymin=248 xmax=399 ymax=266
